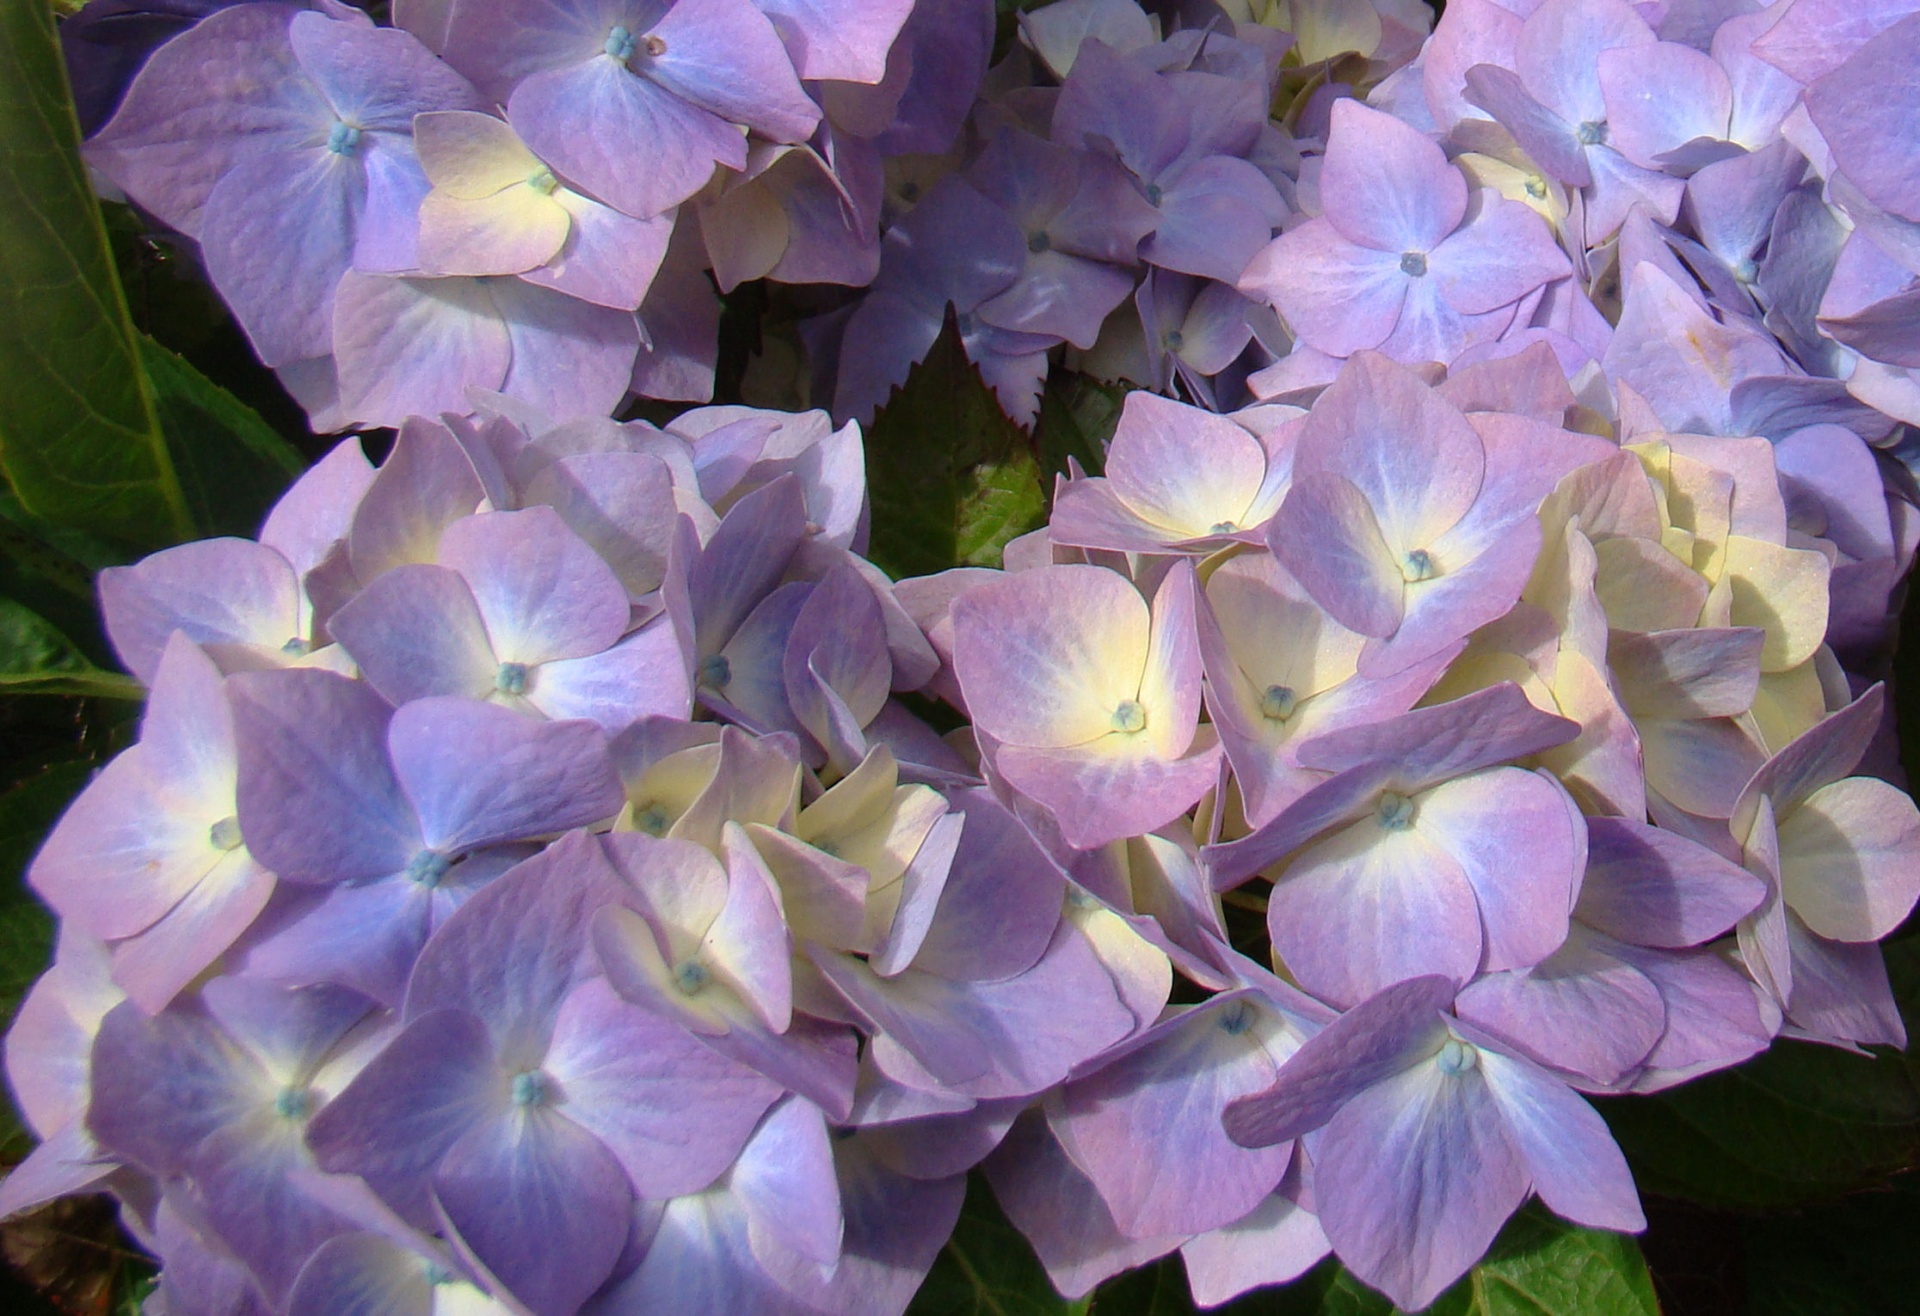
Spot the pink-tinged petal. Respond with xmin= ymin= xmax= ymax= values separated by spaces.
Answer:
xmin=100 ymin=539 xmax=303 ymax=683
xmin=284 ymin=1233 xmax=443 ymax=1316
xmin=586 ymin=1189 xmax=797 ymax=1316
xmin=1310 ymin=1054 xmax=1528 ymax=1311
xmin=532 ymin=616 xmax=693 ymax=730
xmin=1320 ymin=99 xmax=1467 ymax=254
xmin=813 ymin=921 xmax=1136 ymax=1099
xmin=993 ymin=735 xmax=1222 ymax=853
xmin=1462 ymin=64 xmax=1590 ymax=186
xmin=199 ymin=150 xmax=361 ymax=368
xmin=1415 ymin=767 xmax=1582 ymax=974
xmin=1267 ymin=813 xmax=1483 ymax=1008
xmin=416 ymin=188 xmax=570 ymax=276
xmin=492 ymin=277 xmax=642 ymax=421
xmin=691 ymin=474 xmax=808 ymax=656
xmin=1643 ymin=716 xmax=1766 ymax=821
xmin=434 ymin=1108 xmax=631 ymax=1316
xmin=1269 ymin=473 xmax=1404 ymax=638
xmin=1463 ymin=1021 xmax=1645 ymax=1232
xmin=1143 ymin=155 xmax=1289 ymax=285
xmin=239 ymin=876 xmax=439 ymax=1008
xmin=1181 ymin=1186 xmax=1331 ymax=1307
xmin=950 ymin=565 xmax=1149 ymax=750
xmin=1295 ymin=681 xmax=1579 ymax=789
xmin=348 ymin=417 xmax=484 ymax=583
xmin=329 ymin=564 xmax=497 ymax=705
xmin=1224 ymin=975 xmax=1453 ymax=1148
xmin=543 ymin=977 xmax=780 ymax=1198
xmin=1777 ymin=777 xmax=1920 ymax=942
xmin=261 ymin=438 xmax=376 ymax=582
xmin=1054 ymin=993 xmax=1294 ymax=1238
xmin=1102 ymin=394 xmax=1269 ymax=542
xmin=1454 ymin=930 xmax=1663 ymax=1085
xmin=1134 ymin=561 xmax=1205 ymax=761
xmin=731 ymin=1096 xmax=843 ymax=1266
xmin=1430 ymin=192 xmax=1572 ymax=315
xmin=906 ymin=790 xmax=1060 ymax=983
xmin=87 ymin=999 xmax=261 ymax=1175
xmin=1607 ymin=940 xmax=1774 ymax=1091
xmin=4 ymin=931 xmax=118 ymax=1139
xmin=1599 ymin=42 xmax=1733 ymax=171
xmin=85 ymin=4 xmax=324 ymax=234
xmin=1806 ymin=15 xmax=1920 ymax=224
xmin=1733 ymin=685 xmax=1884 ymax=836
xmin=1578 ymin=817 xmax=1767 ymax=948
xmin=1239 ymin=222 xmax=1408 ymax=357
xmin=0 ymin=1121 xmax=115 ymax=1222
xmin=510 ymin=58 xmax=743 ymax=221
xmin=110 ymin=850 xmax=274 ymax=1014
xmin=187 ymin=1119 xmax=359 ymax=1305
xmin=784 ymin=567 xmax=890 ymax=761
xmin=1516 ymin=0 xmax=1656 ymax=126
xmin=524 ymin=451 xmax=679 ymax=597
xmin=1294 ymin=351 xmax=1487 ymax=554
xmin=438 ymin=507 xmax=629 ymax=667
xmin=645 ymin=0 xmax=819 ymax=141
xmin=532 ymin=188 xmax=675 ymax=309
xmin=756 ymin=0 xmax=914 ymax=83
xmin=703 ymin=825 xmax=793 ymax=1031
xmin=390 ymin=699 xmax=624 ymax=855
xmin=982 ymin=1112 xmax=1184 ymax=1300
xmin=757 ymin=1136 xmax=964 ymax=1316
xmin=1364 ymin=517 xmax=1542 ymax=678
xmin=1738 ymin=796 xmax=1795 ymax=1009
xmin=1782 ymin=917 xmax=1906 ymax=1048
xmin=1610 ymin=627 xmax=1764 ymax=720
xmin=229 ymin=669 xmax=420 ymax=886
xmin=871 ymin=810 xmax=968 ymax=977
xmin=333 ymin=272 xmax=512 ymax=424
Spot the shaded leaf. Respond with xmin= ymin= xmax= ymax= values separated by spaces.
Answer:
xmin=0 ymin=0 xmax=190 ymax=549
xmin=0 ymin=598 xmax=138 ymax=699
xmin=1035 ymin=373 xmax=1126 ymax=485
xmin=865 ymin=312 xmax=1046 ymax=578
xmin=1425 ymin=1207 xmax=1657 ymax=1316
xmin=138 ymin=334 xmax=304 ymax=539
xmin=1743 ymin=1171 xmax=1920 ymax=1316
xmin=909 ymin=1174 xmax=1086 ymax=1316
xmin=1597 ymin=936 xmax=1920 ymax=1209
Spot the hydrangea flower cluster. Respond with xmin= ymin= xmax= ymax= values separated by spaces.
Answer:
xmin=12 ymin=0 xmax=1920 ymax=1313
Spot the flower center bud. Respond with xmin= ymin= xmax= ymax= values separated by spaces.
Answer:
xmin=633 ymin=805 xmax=670 ymax=836
xmin=1209 ymin=519 xmax=1237 ymax=534
xmin=1376 ymin=791 xmax=1416 ymax=830
xmin=1400 ymin=548 xmax=1438 ymax=582
xmin=698 ymin=654 xmax=732 ymax=689
xmin=1259 ymin=685 xmax=1296 ymax=721
xmin=954 ymin=310 xmax=977 ymax=335
xmin=281 ymin=636 xmax=311 ymax=656
xmin=1577 ymin=119 xmax=1608 ymax=146
xmin=1028 ymin=230 xmax=1051 ymax=254
xmin=326 ymin=122 xmax=361 ymax=156
xmin=510 ymin=1070 xmax=550 ymax=1107
xmin=406 ymin=849 xmax=451 ymax=888
xmin=1165 ymin=329 xmax=1186 ymax=351
xmin=1399 ymin=250 xmax=1427 ymax=277
xmin=1435 ymin=1038 xmax=1479 ymax=1075
xmin=495 ymin=661 xmax=529 ymax=696
xmin=274 ymin=1085 xmax=313 ymax=1120
xmin=674 ymin=960 xmax=710 ymax=996
xmin=1218 ymin=999 xmax=1255 ymax=1036
xmin=604 ymin=25 xmax=637 ymax=62
xmin=644 ymin=33 xmax=667 ymax=56
xmin=527 ymin=167 xmax=559 ymax=196
xmin=1111 ymin=699 xmax=1147 ymax=734
xmin=1144 ymin=182 xmax=1164 ymax=205
xmin=209 ymin=815 xmax=244 ymax=852
xmin=1524 ymin=177 xmax=1548 ymax=200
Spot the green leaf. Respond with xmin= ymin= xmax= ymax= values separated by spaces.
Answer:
xmin=864 ymin=314 xmax=1048 ymax=578
xmin=1596 ymin=935 xmax=1920 ymax=1209
xmin=0 ymin=597 xmax=140 ymax=698
xmin=138 ymin=335 xmax=305 ymax=539
xmin=1424 ymin=1209 xmax=1657 ymax=1316
xmin=1035 ymin=373 xmax=1127 ymax=484
xmin=0 ymin=0 xmax=191 ymax=549
xmin=1743 ymin=1171 xmax=1920 ymax=1316
xmin=909 ymin=1175 xmax=1087 ymax=1316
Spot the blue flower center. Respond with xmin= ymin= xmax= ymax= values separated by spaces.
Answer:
xmin=527 ymin=167 xmax=559 ymax=196
xmin=1209 ymin=519 xmax=1237 ymax=534
xmin=604 ymin=25 xmax=637 ymax=62
xmin=1218 ymin=1000 xmax=1255 ymax=1035
xmin=1400 ymin=548 xmax=1438 ymax=582
xmin=1435 ymin=1038 xmax=1479 ymax=1075
xmin=281 ymin=636 xmax=311 ymax=656
xmin=209 ymin=815 xmax=243 ymax=852
xmin=406 ymin=850 xmax=452 ymax=888
xmin=326 ymin=122 xmax=361 ymax=156
xmin=1377 ymin=791 xmax=1416 ymax=831
xmin=274 ymin=1086 xmax=312 ymax=1120
xmin=1028 ymin=230 xmax=1051 ymax=254
xmin=1111 ymin=699 xmax=1147 ymax=734
xmin=1577 ymin=120 xmax=1608 ymax=146
xmin=1259 ymin=685 xmax=1296 ymax=721
xmin=495 ymin=661 xmax=529 ymax=696
xmin=1165 ymin=329 xmax=1186 ymax=351
xmin=634 ymin=805 xmax=670 ymax=836
xmin=698 ymin=653 xmax=731 ymax=689
xmin=1400 ymin=251 xmax=1428 ymax=277
xmin=674 ymin=961 xmax=710 ymax=996
xmin=1144 ymin=182 xmax=1164 ymax=205
xmin=1524 ymin=177 xmax=1548 ymax=200
xmin=510 ymin=1070 xmax=550 ymax=1107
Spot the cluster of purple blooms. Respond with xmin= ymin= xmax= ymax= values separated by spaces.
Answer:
xmin=13 ymin=0 xmax=1920 ymax=1312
